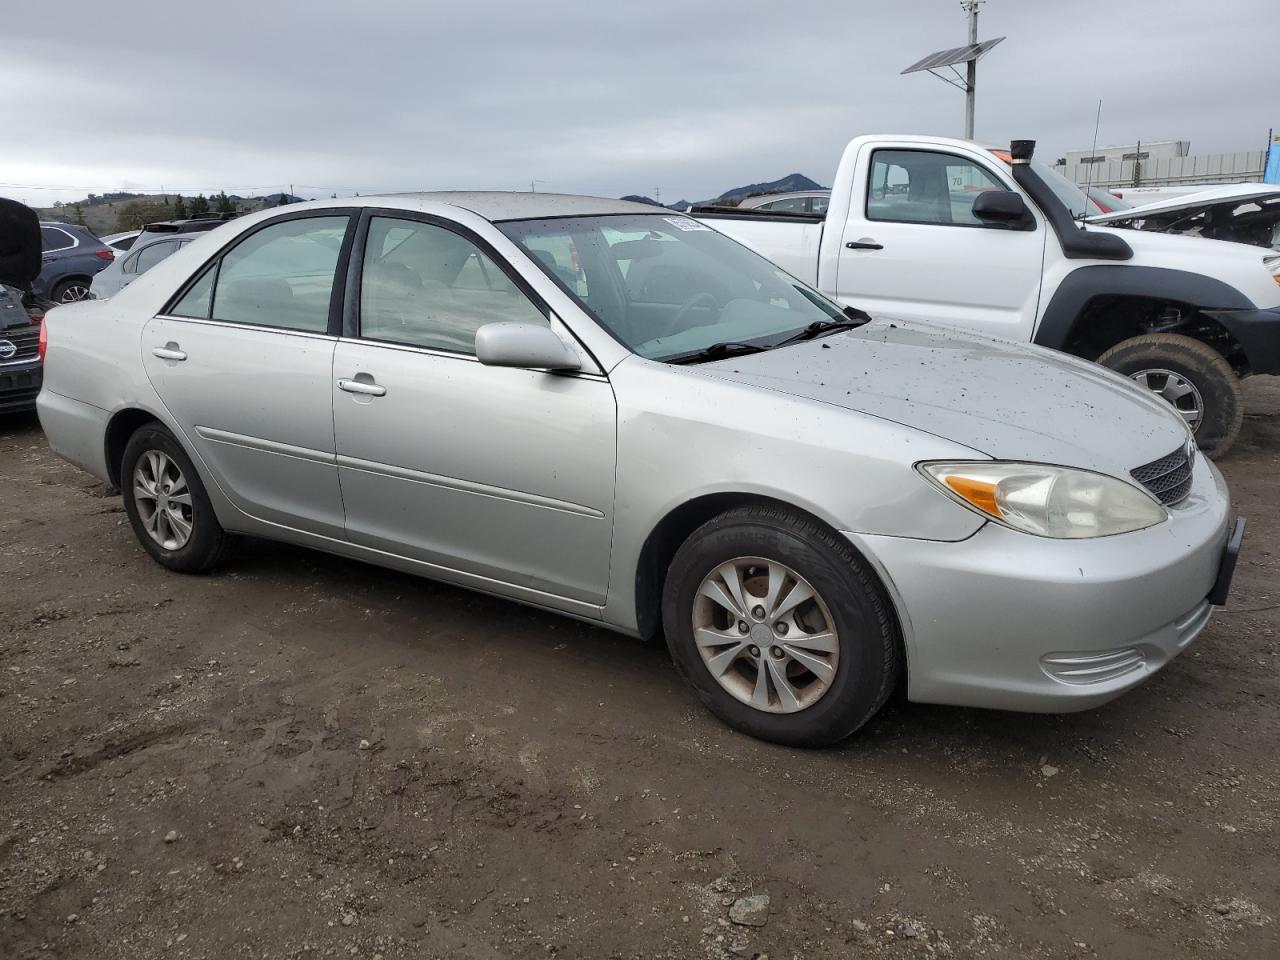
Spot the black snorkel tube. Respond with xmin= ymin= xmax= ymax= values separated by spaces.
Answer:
xmin=1008 ymin=139 xmax=1132 ymax=261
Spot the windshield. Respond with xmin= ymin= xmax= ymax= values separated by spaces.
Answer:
xmin=497 ymin=214 xmax=847 ymax=362
xmin=1032 ymin=158 xmax=1092 ymax=218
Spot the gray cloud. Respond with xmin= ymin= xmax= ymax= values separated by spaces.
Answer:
xmin=4 ymin=0 xmax=1277 ymax=206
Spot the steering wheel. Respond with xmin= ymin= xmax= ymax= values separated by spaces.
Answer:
xmin=660 ymin=292 xmax=720 ymax=339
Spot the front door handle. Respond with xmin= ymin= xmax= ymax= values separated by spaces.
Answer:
xmin=152 ymin=344 xmax=187 ymax=361
xmin=845 ymin=239 xmax=884 ymax=250
xmin=337 ymin=378 xmax=386 ymax=397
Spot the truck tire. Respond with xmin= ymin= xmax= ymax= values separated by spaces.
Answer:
xmin=1096 ymin=333 xmax=1243 ymax=459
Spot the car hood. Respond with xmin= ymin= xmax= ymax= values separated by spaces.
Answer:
xmin=696 ymin=319 xmax=1189 ymax=477
xmin=1088 ymin=183 xmax=1280 ymax=223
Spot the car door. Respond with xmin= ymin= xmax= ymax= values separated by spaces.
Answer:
xmin=141 ymin=212 xmax=355 ymax=538
xmin=331 ymin=213 xmax=617 ymax=606
xmin=834 ymin=145 xmax=1047 ymax=340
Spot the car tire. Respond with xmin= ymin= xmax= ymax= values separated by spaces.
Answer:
xmin=120 ymin=423 xmax=235 ymax=573
xmin=1096 ymin=333 xmax=1243 ymax=458
xmin=661 ymin=504 xmax=900 ymax=747
xmin=50 ymin=278 xmax=93 ymax=303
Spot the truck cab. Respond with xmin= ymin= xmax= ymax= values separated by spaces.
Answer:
xmin=696 ymin=135 xmax=1280 ymax=457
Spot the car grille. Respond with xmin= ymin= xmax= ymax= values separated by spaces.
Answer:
xmin=0 ymin=325 xmax=40 ymax=365
xmin=1131 ymin=444 xmax=1194 ymax=506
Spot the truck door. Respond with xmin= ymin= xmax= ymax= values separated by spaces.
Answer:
xmin=834 ymin=145 xmax=1047 ymax=340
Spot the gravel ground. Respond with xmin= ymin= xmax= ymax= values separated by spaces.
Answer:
xmin=1 ymin=380 xmax=1277 ymax=960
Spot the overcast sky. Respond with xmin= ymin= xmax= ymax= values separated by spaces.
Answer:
xmin=4 ymin=0 xmax=1276 ymax=207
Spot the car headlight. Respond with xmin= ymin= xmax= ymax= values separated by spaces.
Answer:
xmin=1265 ymin=254 xmax=1280 ymax=285
xmin=918 ymin=461 xmax=1168 ymax=538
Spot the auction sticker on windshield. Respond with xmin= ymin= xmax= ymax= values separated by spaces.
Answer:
xmin=663 ymin=217 xmax=710 ymax=231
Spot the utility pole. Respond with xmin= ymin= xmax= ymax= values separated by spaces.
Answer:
xmin=962 ymin=1 xmax=981 ymax=140
xmin=902 ymin=3 xmax=1003 ymax=141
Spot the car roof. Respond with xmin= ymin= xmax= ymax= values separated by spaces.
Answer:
xmin=740 ymin=190 xmax=831 ymax=207
xmin=361 ymin=191 xmax=662 ymax=221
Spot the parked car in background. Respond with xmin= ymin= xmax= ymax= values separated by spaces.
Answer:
xmin=1090 ymin=183 xmax=1280 ymax=251
xmin=1085 ymin=186 xmax=1133 ymax=215
xmin=91 ymin=234 xmax=197 ymax=299
xmin=0 ymin=282 xmax=42 ymax=413
xmin=739 ymin=190 xmax=831 ymax=214
xmin=35 ymin=223 xmax=114 ymax=303
xmin=132 ymin=217 xmax=235 ymax=244
xmin=37 ymin=193 xmax=1241 ymax=746
xmin=693 ymin=136 xmax=1280 ymax=457
xmin=102 ymin=230 xmax=141 ymax=253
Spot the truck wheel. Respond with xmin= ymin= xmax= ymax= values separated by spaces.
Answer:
xmin=1096 ymin=333 xmax=1243 ymax=459
xmin=661 ymin=504 xmax=901 ymax=747
xmin=120 ymin=424 xmax=236 ymax=573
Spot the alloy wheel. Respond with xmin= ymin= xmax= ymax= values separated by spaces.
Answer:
xmin=133 ymin=450 xmax=194 ymax=551
xmin=58 ymin=282 xmax=92 ymax=302
xmin=1130 ymin=368 xmax=1204 ymax=432
xmin=692 ymin=557 xmax=840 ymax=714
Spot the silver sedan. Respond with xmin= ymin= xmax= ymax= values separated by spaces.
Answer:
xmin=36 ymin=193 xmax=1241 ymax=746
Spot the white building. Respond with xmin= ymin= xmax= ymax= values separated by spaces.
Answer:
xmin=1055 ymin=140 xmax=1265 ymax=189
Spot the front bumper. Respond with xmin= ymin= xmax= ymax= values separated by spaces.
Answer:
xmin=848 ymin=456 xmax=1234 ymax=713
xmin=0 ymin=360 xmax=42 ymax=414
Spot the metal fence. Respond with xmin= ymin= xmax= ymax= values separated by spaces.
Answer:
xmin=1058 ymin=150 xmax=1266 ymax=189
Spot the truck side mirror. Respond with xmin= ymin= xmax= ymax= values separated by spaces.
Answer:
xmin=972 ymin=191 xmax=1034 ymax=230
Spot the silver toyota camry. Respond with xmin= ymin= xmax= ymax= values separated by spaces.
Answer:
xmin=35 ymin=193 xmax=1243 ymax=746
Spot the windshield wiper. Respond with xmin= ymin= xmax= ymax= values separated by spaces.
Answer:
xmin=666 ymin=341 xmax=770 ymax=365
xmin=775 ymin=316 xmax=869 ymax=347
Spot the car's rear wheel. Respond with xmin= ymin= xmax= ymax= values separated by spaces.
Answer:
xmin=1096 ymin=333 xmax=1243 ymax=458
xmin=661 ymin=504 xmax=900 ymax=746
xmin=51 ymin=278 xmax=92 ymax=303
xmin=121 ymin=424 xmax=234 ymax=573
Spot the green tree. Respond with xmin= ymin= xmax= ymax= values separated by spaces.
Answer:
xmin=276 ymin=193 xmax=289 ymax=206
xmin=190 ymin=194 xmax=210 ymax=217
xmin=115 ymin=199 xmax=173 ymax=231
xmin=214 ymin=191 xmax=234 ymax=215
xmin=72 ymin=203 xmax=86 ymax=225
xmin=173 ymin=195 xmax=188 ymax=219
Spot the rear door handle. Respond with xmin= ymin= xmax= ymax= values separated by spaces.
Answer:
xmin=152 ymin=345 xmax=187 ymax=361
xmin=845 ymin=239 xmax=884 ymax=250
xmin=337 ymin=378 xmax=386 ymax=397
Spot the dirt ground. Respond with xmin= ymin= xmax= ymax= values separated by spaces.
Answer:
xmin=1 ymin=382 xmax=1277 ymax=960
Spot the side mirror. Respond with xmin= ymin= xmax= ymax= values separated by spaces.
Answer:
xmin=972 ymin=190 xmax=1034 ymax=229
xmin=475 ymin=321 xmax=582 ymax=371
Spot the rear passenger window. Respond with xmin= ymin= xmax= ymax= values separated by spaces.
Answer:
xmin=359 ymin=217 xmax=545 ymax=355
xmin=135 ymin=240 xmax=178 ymax=274
xmin=41 ymin=227 xmax=75 ymax=251
xmin=210 ymin=216 xmax=348 ymax=332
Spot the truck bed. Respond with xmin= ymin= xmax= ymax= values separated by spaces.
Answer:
xmin=691 ymin=207 xmax=825 ymax=286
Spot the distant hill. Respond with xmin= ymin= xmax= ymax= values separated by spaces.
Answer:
xmin=624 ymin=175 xmax=824 ymax=212
xmin=710 ymin=173 xmax=824 ymax=206
xmin=35 ymin=191 xmax=309 ymax=235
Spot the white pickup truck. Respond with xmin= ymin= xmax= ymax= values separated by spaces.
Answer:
xmin=695 ymin=136 xmax=1280 ymax=456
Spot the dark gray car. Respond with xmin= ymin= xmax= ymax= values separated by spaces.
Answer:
xmin=36 ymin=223 xmax=115 ymax=303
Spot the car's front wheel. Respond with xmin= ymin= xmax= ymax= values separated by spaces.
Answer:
xmin=661 ymin=504 xmax=900 ymax=747
xmin=120 ymin=423 xmax=235 ymax=573
xmin=1096 ymin=333 xmax=1243 ymax=458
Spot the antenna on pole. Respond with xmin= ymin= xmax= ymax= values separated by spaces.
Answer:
xmin=902 ymin=1 xmax=1004 ymax=140
xmin=1080 ymin=99 xmax=1102 ymax=224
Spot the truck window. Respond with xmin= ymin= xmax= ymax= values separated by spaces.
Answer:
xmin=867 ymin=150 xmax=1004 ymax=227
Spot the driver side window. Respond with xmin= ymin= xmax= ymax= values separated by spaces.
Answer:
xmin=359 ymin=217 xmax=546 ymax=355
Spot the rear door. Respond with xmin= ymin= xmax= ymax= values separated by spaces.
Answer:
xmin=331 ymin=212 xmax=617 ymax=606
xmin=834 ymin=144 xmax=1047 ymax=340
xmin=141 ymin=212 xmax=355 ymax=537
